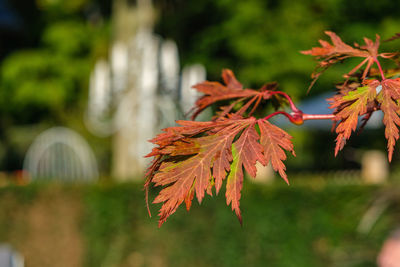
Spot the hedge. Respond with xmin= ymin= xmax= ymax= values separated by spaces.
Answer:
xmin=0 ymin=180 xmax=398 ymax=267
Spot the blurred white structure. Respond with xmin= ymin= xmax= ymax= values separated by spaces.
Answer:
xmin=23 ymin=127 xmax=99 ymax=182
xmin=0 ymin=244 xmax=24 ymax=267
xmin=158 ymin=39 xmax=181 ymax=128
xmin=89 ymin=60 xmax=111 ymax=117
xmin=361 ymin=150 xmax=388 ymax=184
xmin=160 ymin=40 xmax=180 ymax=96
xmin=254 ymin=162 xmax=275 ymax=184
xmin=86 ymin=60 xmax=113 ymax=137
xmin=180 ymin=64 xmax=207 ymax=115
xmin=135 ymin=31 xmax=160 ymax=168
xmin=111 ymin=42 xmax=129 ymax=95
xmin=86 ymin=1 xmax=207 ymax=179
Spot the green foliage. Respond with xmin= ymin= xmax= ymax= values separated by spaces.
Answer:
xmin=1 ymin=50 xmax=74 ymax=116
xmin=42 ymin=21 xmax=93 ymax=56
xmin=0 ymin=182 xmax=398 ymax=266
xmin=0 ymin=2 xmax=110 ymax=171
xmin=83 ymin=184 xmax=139 ymax=267
xmin=80 ymin=182 xmax=400 ymax=266
xmin=156 ymin=0 xmax=400 ymax=98
xmin=0 ymin=20 xmax=105 ymax=124
xmin=37 ymin=0 xmax=89 ymax=13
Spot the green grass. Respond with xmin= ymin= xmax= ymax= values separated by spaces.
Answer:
xmin=0 ymin=180 xmax=398 ymax=266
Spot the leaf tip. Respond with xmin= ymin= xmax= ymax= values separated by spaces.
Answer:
xmin=237 ymin=213 xmax=243 ymax=226
xmin=388 ymin=151 xmax=393 ymax=163
xmin=145 ymin=186 xmax=152 ymax=218
xmin=282 ymin=176 xmax=290 ymax=185
xmin=158 ymin=216 xmax=167 ymax=228
xmin=324 ymin=30 xmax=334 ymax=36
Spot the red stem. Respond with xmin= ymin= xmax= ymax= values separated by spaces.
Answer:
xmin=374 ymin=57 xmax=386 ymax=80
xmin=267 ymin=91 xmax=300 ymax=112
xmin=261 ymin=111 xmax=294 ymax=122
xmin=302 ymin=113 xmax=335 ymax=121
xmin=262 ymin=91 xmax=335 ymax=125
xmin=261 ymin=111 xmax=335 ymax=125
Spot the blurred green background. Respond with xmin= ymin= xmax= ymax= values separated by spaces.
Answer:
xmin=2 ymin=0 xmax=400 ymax=172
xmin=1 ymin=0 xmax=400 ymax=266
xmin=1 ymin=181 xmax=400 ymax=266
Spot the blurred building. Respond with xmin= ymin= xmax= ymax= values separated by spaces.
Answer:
xmin=86 ymin=0 xmax=207 ymax=180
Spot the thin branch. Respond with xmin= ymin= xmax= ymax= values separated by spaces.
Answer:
xmin=261 ymin=111 xmax=335 ymax=126
xmin=267 ymin=91 xmax=300 ymax=112
xmin=261 ymin=111 xmax=295 ymax=122
xmin=374 ymin=57 xmax=386 ymax=80
xmin=302 ymin=113 xmax=335 ymax=121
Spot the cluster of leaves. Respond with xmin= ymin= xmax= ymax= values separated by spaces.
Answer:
xmin=145 ymin=31 xmax=400 ymax=226
xmin=145 ymin=70 xmax=297 ymax=226
xmin=301 ymin=31 xmax=400 ymax=161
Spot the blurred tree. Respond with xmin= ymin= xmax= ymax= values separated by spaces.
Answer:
xmin=0 ymin=0 xmax=111 ymax=171
xmin=155 ymin=0 xmax=400 ymax=99
xmin=0 ymin=20 xmax=100 ymax=124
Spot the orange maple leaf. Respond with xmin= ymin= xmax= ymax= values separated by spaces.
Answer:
xmin=145 ymin=116 xmax=295 ymax=226
xmin=301 ymin=31 xmax=393 ymax=90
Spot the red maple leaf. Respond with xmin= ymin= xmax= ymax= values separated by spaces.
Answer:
xmin=145 ymin=116 xmax=295 ymax=226
xmin=329 ymin=78 xmax=400 ymax=161
xmin=141 ymin=31 xmax=400 ymax=228
xmin=301 ymin=31 xmax=394 ymax=90
xmin=329 ymin=80 xmax=379 ymax=155
xmin=258 ymin=120 xmax=295 ymax=183
xmin=145 ymin=32 xmax=400 ymax=227
xmin=191 ymin=69 xmax=278 ymax=120
xmin=378 ymin=78 xmax=400 ymax=161
xmin=303 ymin=31 xmax=400 ymax=161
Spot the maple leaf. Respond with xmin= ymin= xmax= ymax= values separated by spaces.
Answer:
xmin=329 ymin=80 xmax=379 ymax=155
xmin=145 ymin=116 xmax=295 ymax=226
xmin=258 ymin=120 xmax=295 ymax=184
xmin=377 ymin=78 xmax=400 ymax=161
xmin=302 ymin=31 xmax=386 ymax=90
xmin=225 ymin=123 xmax=264 ymax=223
xmin=148 ymin=118 xmax=255 ymax=226
xmin=330 ymin=78 xmax=400 ymax=161
xmin=191 ymin=69 xmax=278 ymax=120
